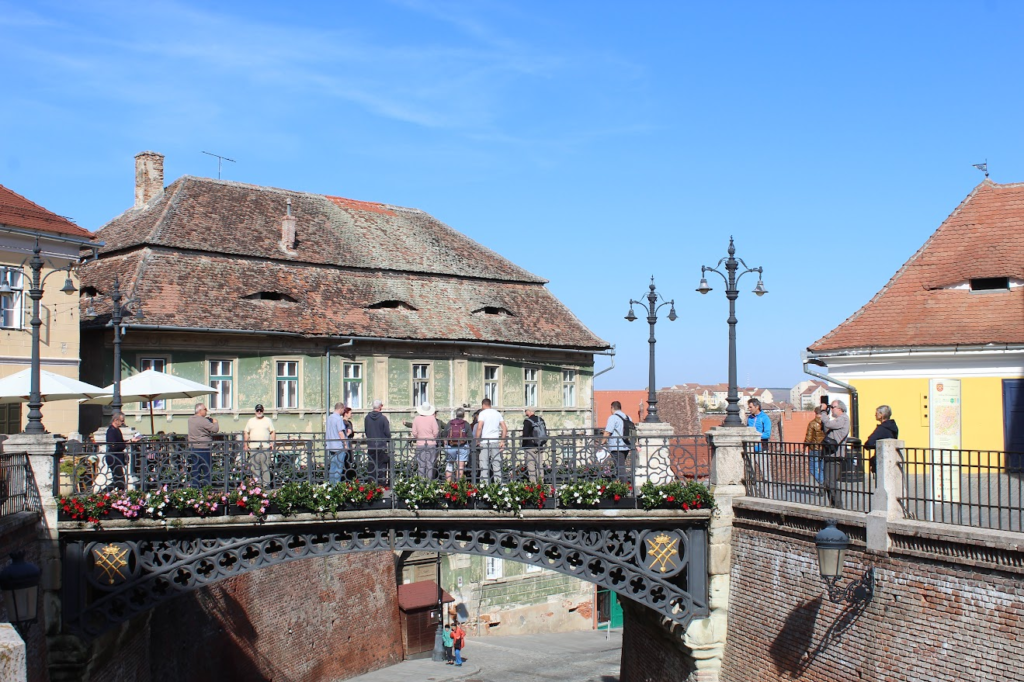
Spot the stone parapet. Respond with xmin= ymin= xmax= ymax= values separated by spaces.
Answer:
xmin=0 ymin=624 xmax=27 ymax=682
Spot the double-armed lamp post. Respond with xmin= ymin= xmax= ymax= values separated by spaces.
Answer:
xmin=625 ymin=277 xmax=677 ymax=423
xmin=84 ymin=276 xmax=143 ymax=414
xmin=0 ymin=239 xmax=78 ymax=434
xmin=696 ymin=238 xmax=767 ymax=427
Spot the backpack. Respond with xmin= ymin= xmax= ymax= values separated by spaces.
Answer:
xmin=447 ymin=419 xmax=469 ymax=446
xmin=618 ymin=414 xmax=636 ymax=449
xmin=530 ymin=416 xmax=547 ymax=446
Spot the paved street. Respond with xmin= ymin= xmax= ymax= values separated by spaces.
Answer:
xmin=343 ymin=630 xmax=623 ymax=682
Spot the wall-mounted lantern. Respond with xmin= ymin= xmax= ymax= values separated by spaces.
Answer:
xmin=0 ymin=552 xmax=41 ymax=636
xmin=814 ymin=520 xmax=874 ymax=604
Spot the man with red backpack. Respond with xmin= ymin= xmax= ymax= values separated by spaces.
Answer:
xmin=445 ymin=407 xmax=471 ymax=481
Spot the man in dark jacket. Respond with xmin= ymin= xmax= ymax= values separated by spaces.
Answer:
xmin=864 ymin=405 xmax=899 ymax=449
xmin=521 ymin=409 xmax=546 ymax=482
xmin=364 ymin=399 xmax=392 ymax=485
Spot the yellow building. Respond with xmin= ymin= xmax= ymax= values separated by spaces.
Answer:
xmin=807 ymin=179 xmax=1024 ymax=454
xmin=0 ymin=184 xmax=96 ymax=436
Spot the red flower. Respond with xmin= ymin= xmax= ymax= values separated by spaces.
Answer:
xmin=666 ymin=496 xmax=675 ymax=503
xmin=359 ymin=486 xmax=365 ymax=492
xmin=366 ymin=494 xmax=373 ymax=501
xmin=236 ymin=499 xmax=246 ymax=508
xmin=614 ymin=494 xmax=621 ymax=501
xmin=682 ymin=502 xmax=690 ymax=510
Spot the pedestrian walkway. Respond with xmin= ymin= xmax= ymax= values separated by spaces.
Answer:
xmin=343 ymin=629 xmax=623 ymax=682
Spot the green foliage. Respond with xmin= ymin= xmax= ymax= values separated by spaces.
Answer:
xmin=638 ymin=480 xmax=715 ymax=511
xmin=228 ymin=477 xmax=271 ymax=519
xmin=393 ymin=476 xmax=441 ymax=509
xmin=438 ymin=478 xmax=480 ymax=507
xmin=479 ymin=480 xmax=549 ymax=515
xmin=168 ymin=486 xmax=228 ymax=517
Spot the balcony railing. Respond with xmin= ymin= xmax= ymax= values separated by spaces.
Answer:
xmin=58 ymin=433 xmax=709 ymax=509
xmin=898 ymin=447 xmax=1024 ymax=532
xmin=741 ymin=441 xmax=875 ymax=512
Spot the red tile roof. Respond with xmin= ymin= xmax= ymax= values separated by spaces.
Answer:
xmin=0 ymin=184 xmax=92 ymax=239
xmin=82 ymin=176 xmax=608 ymax=350
xmin=397 ymin=581 xmax=454 ymax=611
xmin=810 ymin=180 xmax=1024 ymax=352
xmin=595 ymin=390 xmax=649 ymax=425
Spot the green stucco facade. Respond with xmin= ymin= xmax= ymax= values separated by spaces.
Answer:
xmin=81 ymin=330 xmax=597 ymax=437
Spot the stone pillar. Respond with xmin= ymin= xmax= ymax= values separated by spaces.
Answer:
xmin=866 ymin=438 xmax=904 ymax=552
xmin=0 ymin=624 xmax=27 ymax=682
xmin=635 ymin=421 xmax=674 ymax=487
xmin=680 ymin=425 xmax=760 ymax=682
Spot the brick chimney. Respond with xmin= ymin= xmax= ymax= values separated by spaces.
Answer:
xmin=280 ymin=198 xmax=297 ymax=254
xmin=134 ymin=151 xmax=165 ymax=209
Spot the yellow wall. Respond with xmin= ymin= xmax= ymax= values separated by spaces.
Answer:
xmin=852 ymin=376 xmax=1016 ymax=454
xmin=0 ymin=251 xmax=83 ymax=436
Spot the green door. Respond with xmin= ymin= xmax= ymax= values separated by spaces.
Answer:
xmin=597 ymin=589 xmax=623 ymax=629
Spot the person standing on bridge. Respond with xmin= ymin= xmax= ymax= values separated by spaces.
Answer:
xmin=475 ymin=398 xmax=507 ymax=483
xmin=412 ymin=402 xmax=440 ymax=479
xmin=244 ymin=404 xmax=276 ymax=487
xmin=187 ymin=403 xmax=219 ymax=487
xmin=326 ymin=402 xmax=349 ymax=484
xmin=364 ymin=399 xmax=392 ymax=486
xmin=603 ymin=401 xmax=633 ymax=484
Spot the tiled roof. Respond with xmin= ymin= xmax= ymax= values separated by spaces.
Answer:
xmin=96 ymin=176 xmax=545 ymax=284
xmin=80 ymin=246 xmax=607 ymax=349
xmin=810 ymin=180 xmax=1024 ymax=352
xmin=397 ymin=581 xmax=454 ymax=611
xmin=84 ymin=175 xmax=607 ymax=349
xmin=0 ymin=184 xmax=92 ymax=239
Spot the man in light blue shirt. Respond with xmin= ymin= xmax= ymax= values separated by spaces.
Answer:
xmin=326 ymin=402 xmax=348 ymax=483
xmin=746 ymin=399 xmax=771 ymax=442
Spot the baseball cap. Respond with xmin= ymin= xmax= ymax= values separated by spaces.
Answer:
xmin=254 ymin=404 xmax=265 ymax=412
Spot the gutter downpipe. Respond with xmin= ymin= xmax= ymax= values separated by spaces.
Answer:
xmin=590 ymin=345 xmax=616 ymax=431
xmin=802 ymin=355 xmax=860 ymax=441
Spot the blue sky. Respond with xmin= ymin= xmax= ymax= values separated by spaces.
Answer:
xmin=3 ymin=1 xmax=1022 ymax=391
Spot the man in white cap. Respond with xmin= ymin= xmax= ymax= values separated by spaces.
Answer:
xmin=412 ymin=402 xmax=440 ymax=479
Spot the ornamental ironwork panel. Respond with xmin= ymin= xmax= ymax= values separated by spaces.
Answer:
xmin=62 ymin=521 xmax=708 ymax=639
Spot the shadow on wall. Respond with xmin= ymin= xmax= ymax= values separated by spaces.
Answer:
xmin=150 ymin=586 xmax=276 ymax=682
xmin=770 ymin=593 xmax=871 ymax=677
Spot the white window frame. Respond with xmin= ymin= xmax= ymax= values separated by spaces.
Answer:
xmin=524 ymin=367 xmax=539 ymax=407
xmin=275 ymin=359 xmax=300 ymax=410
xmin=207 ymin=358 xmax=234 ymax=411
xmin=562 ymin=369 xmax=577 ymax=408
xmin=412 ymin=363 xmax=431 ymax=407
xmin=139 ymin=357 xmax=169 ymax=410
xmin=485 ymin=557 xmax=503 ymax=580
xmin=484 ymin=365 xmax=500 ymax=405
xmin=343 ymin=362 xmax=363 ymax=410
xmin=0 ymin=268 xmax=24 ymax=330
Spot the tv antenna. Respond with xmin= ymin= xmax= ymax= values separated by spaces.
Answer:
xmin=202 ymin=151 xmax=236 ymax=179
xmin=972 ymin=159 xmax=989 ymax=178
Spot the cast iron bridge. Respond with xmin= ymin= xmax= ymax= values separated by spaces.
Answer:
xmin=57 ymin=433 xmax=712 ymax=639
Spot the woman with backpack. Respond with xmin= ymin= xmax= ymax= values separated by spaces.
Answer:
xmin=452 ymin=620 xmax=466 ymax=667
xmin=445 ymin=408 xmax=471 ymax=481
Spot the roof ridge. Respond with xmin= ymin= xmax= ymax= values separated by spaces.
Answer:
xmin=808 ymin=181 xmax=989 ymax=351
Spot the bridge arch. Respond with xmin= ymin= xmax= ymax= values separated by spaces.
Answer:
xmin=62 ymin=520 xmax=708 ymax=639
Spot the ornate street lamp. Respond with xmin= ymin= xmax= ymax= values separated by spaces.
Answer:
xmin=6 ymin=239 xmax=79 ymax=434
xmin=0 ymin=552 xmax=41 ymax=636
xmin=696 ymin=238 xmax=767 ymax=427
xmin=814 ymin=520 xmax=875 ymax=604
xmin=625 ymin=277 xmax=677 ymax=423
xmin=84 ymin=276 xmax=144 ymax=414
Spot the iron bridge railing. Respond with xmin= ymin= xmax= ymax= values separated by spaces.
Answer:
xmin=58 ymin=433 xmax=709 ymax=509
xmin=898 ymin=447 xmax=1024 ymax=532
xmin=742 ymin=441 xmax=875 ymax=512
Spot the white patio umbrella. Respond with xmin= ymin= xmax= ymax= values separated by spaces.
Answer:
xmin=82 ymin=369 xmax=217 ymax=434
xmin=0 ymin=368 xmax=111 ymax=404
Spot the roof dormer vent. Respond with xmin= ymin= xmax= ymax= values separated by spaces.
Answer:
xmin=970 ymin=277 xmax=1010 ymax=292
xmin=243 ymin=291 xmax=297 ymax=302
xmin=367 ymin=300 xmax=417 ymax=311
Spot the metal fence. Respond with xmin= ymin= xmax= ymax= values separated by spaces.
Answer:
xmin=899 ymin=447 xmax=1024 ymax=532
xmin=58 ymin=433 xmax=709 ymax=507
xmin=0 ymin=452 xmax=30 ymax=518
xmin=742 ymin=441 xmax=875 ymax=512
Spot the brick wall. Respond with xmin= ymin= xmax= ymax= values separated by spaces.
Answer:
xmin=619 ymin=598 xmax=694 ymax=682
xmin=0 ymin=513 xmax=47 ymax=682
xmin=85 ymin=551 xmax=403 ymax=682
xmin=721 ymin=519 xmax=1024 ymax=682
